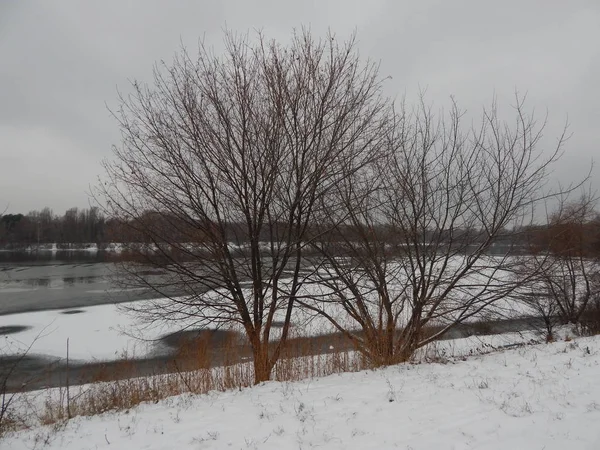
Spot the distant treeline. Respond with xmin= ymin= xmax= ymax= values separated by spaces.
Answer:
xmin=2 ymin=206 xmax=600 ymax=257
xmin=0 ymin=207 xmax=109 ymax=247
xmin=523 ymin=218 xmax=600 ymax=257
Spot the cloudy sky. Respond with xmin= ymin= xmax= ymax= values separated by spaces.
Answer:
xmin=1 ymin=0 xmax=598 ymax=214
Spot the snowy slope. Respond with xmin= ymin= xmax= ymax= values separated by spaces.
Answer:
xmin=4 ymin=336 xmax=600 ymax=449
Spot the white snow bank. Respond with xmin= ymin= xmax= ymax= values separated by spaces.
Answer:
xmin=4 ymin=335 xmax=600 ymax=449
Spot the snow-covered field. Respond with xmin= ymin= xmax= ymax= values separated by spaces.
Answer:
xmin=4 ymin=334 xmax=599 ymax=449
xmin=0 ymin=302 xmax=164 ymax=361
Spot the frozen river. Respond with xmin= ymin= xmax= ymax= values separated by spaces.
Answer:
xmin=0 ymin=257 xmax=156 ymax=316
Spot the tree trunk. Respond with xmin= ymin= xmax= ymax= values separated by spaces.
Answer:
xmin=252 ymin=342 xmax=272 ymax=385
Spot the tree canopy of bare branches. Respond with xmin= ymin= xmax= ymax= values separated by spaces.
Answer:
xmin=98 ymin=30 xmax=392 ymax=383
xmin=300 ymin=96 xmax=571 ymax=366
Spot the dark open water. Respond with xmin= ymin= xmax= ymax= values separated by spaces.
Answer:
xmin=0 ymin=251 xmax=150 ymax=315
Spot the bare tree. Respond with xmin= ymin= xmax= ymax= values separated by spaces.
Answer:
xmin=97 ymin=30 xmax=391 ymax=383
xmin=520 ymin=197 xmax=600 ymax=338
xmin=0 ymin=206 xmax=5 ymax=245
xmin=299 ymin=95 xmax=572 ymax=366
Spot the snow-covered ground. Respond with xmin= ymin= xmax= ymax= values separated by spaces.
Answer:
xmin=0 ymin=302 xmax=163 ymax=361
xmin=4 ymin=334 xmax=599 ymax=449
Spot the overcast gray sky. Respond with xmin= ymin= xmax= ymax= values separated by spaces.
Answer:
xmin=1 ymin=0 xmax=598 ymax=214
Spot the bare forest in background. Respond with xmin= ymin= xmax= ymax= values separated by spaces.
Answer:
xmin=0 ymin=207 xmax=107 ymax=248
xmin=2 ymin=207 xmax=600 ymax=253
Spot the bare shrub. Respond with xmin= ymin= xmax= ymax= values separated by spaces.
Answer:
xmin=580 ymin=299 xmax=600 ymax=336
